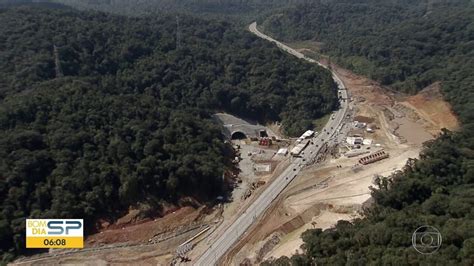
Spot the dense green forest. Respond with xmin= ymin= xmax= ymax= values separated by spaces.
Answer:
xmin=2 ymin=0 xmax=314 ymax=18
xmin=260 ymin=0 xmax=474 ymax=264
xmin=260 ymin=0 xmax=474 ymax=94
xmin=0 ymin=6 xmax=338 ymax=261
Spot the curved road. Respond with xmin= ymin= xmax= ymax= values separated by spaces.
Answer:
xmin=195 ymin=22 xmax=349 ymax=266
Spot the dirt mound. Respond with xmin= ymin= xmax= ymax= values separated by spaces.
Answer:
xmin=354 ymin=116 xmax=375 ymax=124
xmin=86 ymin=206 xmax=202 ymax=246
xmin=403 ymin=82 xmax=459 ymax=131
xmin=256 ymin=234 xmax=281 ymax=263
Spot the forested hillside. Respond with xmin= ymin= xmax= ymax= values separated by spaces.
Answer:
xmin=0 ymin=7 xmax=337 ymax=262
xmin=260 ymin=0 xmax=474 ymax=264
xmin=42 ymin=0 xmax=314 ymax=18
xmin=260 ymin=0 xmax=473 ymax=93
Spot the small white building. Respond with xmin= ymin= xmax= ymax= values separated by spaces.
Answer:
xmin=353 ymin=121 xmax=367 ymax=129
xmin=276 ymin=148 xmax=288 ymax=156
xmin=291 ymin=141 xmax=309 ymax=156
xmin=255 ymin=164 xmax=271 ymax=173
xmin=296 ymin=130 xmax=315 ymax=144
xmin=346 ymin=136 xmax=363 ymax=145
xmin=301 ymin=130 xmax=315 ymax=139
xmin=363 ymin=138 xmax=373 ymax=145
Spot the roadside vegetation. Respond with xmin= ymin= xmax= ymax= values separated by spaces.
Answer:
xmin=0 ymin=6 xmax=338 ymax=262
xmin=260 ymin=0 xmax=474 ymax=264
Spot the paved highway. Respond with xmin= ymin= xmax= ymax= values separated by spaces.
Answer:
xmin=195 ymin=22 xmax=349 ymax=266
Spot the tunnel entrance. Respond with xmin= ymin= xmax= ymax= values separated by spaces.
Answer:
xmin=231 ymin=131 xmax=247 ymax=140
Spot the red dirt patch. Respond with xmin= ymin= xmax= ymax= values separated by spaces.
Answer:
xmin=403 ymin=82 xmax=459 ymax=131
xmin=319 ymin=59 xmax=458 ymax=133
xmin=86 ymin=206 xmax=202 ymax=246
xmin=319 ymin=58 xmax=397 ymax=107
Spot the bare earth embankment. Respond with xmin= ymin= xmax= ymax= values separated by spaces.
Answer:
xmin=226 ymin=48 xmax=459 ymax=264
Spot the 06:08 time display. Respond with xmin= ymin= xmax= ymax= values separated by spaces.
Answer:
xmin=43 ymin=239 xmax=66 ymax=246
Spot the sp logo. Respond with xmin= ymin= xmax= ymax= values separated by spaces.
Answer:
xmin=47 ymin=220 xmax=82 ymax=235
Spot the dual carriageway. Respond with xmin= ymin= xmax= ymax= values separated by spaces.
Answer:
xmin=195 ymin=22 xmax=351 ymax=265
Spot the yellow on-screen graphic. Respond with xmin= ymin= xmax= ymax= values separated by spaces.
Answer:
xmin=26 ymin=219 xmax=83 ymax=249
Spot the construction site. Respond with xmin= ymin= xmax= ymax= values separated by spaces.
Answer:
xmin=11 ymin=38 xmax=460 ymax=266
xmin=221 ymin=50 xmax=460 ymax=265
